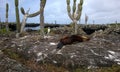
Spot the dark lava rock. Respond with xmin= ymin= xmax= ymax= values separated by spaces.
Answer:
xmin=0 ymin=28 xmax=120 ymax=71
xmin=0 ymin=53 xmax=35 ymax=72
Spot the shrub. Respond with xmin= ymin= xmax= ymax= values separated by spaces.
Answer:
xmin=0 ymin=28 xmax=10 ymax=34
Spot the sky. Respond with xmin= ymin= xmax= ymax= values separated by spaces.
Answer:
xmin=0 ymin=0 xmax=120 ymax=24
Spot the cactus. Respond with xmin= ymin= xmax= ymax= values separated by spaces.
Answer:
xmin=66 ymin=0 xmax=84 ymax=34
xmin=20 ymin=8 xmax=30 ymax=33
xmin=20 ymin=7 xmax=25 ymax=15
xmin=0 ymin=18 xmax=1 ymax=29
xmin=6 ymin=3 xmax=9 ymax=31
xmin=20 ymin=0 xmax=46 ymax=35
xmin=93 ymin=20 xmax=95 ymax=24
xmin=20 ymin=8 xmax=41 ymax=33
xmin=21 ymin=7 xmax=40 ymax=17
xmin=40 ymin=0 xmax=46 ymax=37
xmin=14 ymin=0 xmax=20 ymax=33
xmin=55 ymin=20 xmax=57 ymax=24
xmin=85 ymin=14 xmax=88 ymax=25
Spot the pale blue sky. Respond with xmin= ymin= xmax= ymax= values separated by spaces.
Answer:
xmin=0 ymin=0 xmax=120 ymax=24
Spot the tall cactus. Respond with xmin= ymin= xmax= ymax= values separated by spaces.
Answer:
xmin=0 ymin=18 xmax=1 ymax=29
xmin=85 ymin=14 xmax=88 ymax=25
xmin=20 ymin=0 xmax=46 ymax=36
xmin=6 ymin=3 xmax=9 ymax=31
xmin=40 ymin=0 xmax=46 ymax=37
xmin=20 ymin=7 xmax=40 ymax=33
xmin=66 ymin=0 xmax=83 ymax=34
xmin=14 ymin=0 xmax=20 ymax=33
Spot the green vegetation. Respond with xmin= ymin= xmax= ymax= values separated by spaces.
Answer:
xmin=44 ymin=28 xmax=48 ymax=34
xmin=2 ymin=48 xmax=25 ymax=62
xmin=108 ymin=23 xmax=120 ymax=27
xmin=0 ymin=28 xmax=10 ymax=34
xmin=3 ymin=49 xmax=20 ymax=59
xmin=14 ymin=0 xmax=20 ymax=33
xmin=74 ymin=65 xmax=120 ymax=72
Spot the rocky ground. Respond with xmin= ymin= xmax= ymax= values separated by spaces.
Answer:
xmin=0 ymin=26 xmax=120 ymax=72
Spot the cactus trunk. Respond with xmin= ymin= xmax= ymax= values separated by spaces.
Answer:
xmin=15 ymin=0 xmax=20 ymax=33
xmin=85 ymin=14 xmax=88 ymax=25
xmin=40 ymin=0 xmax=46 ymax=37
xmin=6 ymin=3 xmax=9 ymax=31
xmin=40 ymin=11 xmax=45 ymax=36
xmin=5 ymin=18 xmax=9 ymax=31
xmin=0 ymin=18 xmax=1 ymax=29
xmin=20 ymin=14 xmax=28 ymax=33
xmin=74 ymin=20 xmax=77 ymax=34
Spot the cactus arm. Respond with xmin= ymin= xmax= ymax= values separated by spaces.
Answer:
xmin=20 ymin=14 xmax=28 ymax=33
xmin=67 ymin=0 xmax=70 ymax=5
xmin=20 ymin=7 xmax=40 ymax=33
xmin=26 ymin=8 xmax=30 ymax=13
xmin=20 ymin=7 xmax=25 ymax=15
xmin=41 ymin=0 xmax=46 ymax=8
xmin=6 ymin=3 xmax=9 ymax=18
xmin=76 ymin=0 xmax=83 ymax=20
xmin=20 ymin=8 xmax=30 ymax=33
xmin=72 ymin=0 xmax=76 ymax=18
xmin=27 ymin=10 xmax=40 ymax=17
xmin=66 ymin=0 xmax=74 ymax=21
xmin=21 ymin=7 xmax=40 ymax=17
xmin=67 ymin=5 xmax=74 ymax=21
xmin=15 ymin=0 xmax=18 ymax=7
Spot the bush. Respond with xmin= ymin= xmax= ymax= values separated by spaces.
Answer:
xmin=0 ymin=28 xmax=10 ymax=34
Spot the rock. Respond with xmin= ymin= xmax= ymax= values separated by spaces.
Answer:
xmin=104 ymin=26 xmax=120 ymax=35
xmin=0 ymin=31 xmax=120 ymax=71
xmin=0 ymin=54 xmax=35 ymax=72
xmin=11 ymin=34 xmax=119 ymax=69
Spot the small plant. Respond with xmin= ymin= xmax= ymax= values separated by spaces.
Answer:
xmin=0 ymin=28 xmax=10 ymax=34
xmin=2 ymin=48 xmax=24 ymax=62
xmin=73 ymin=65 xmax=120 ymax=72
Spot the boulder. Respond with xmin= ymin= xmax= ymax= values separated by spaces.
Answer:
xmin=2 ymin=34 xmax=119 ymax=69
